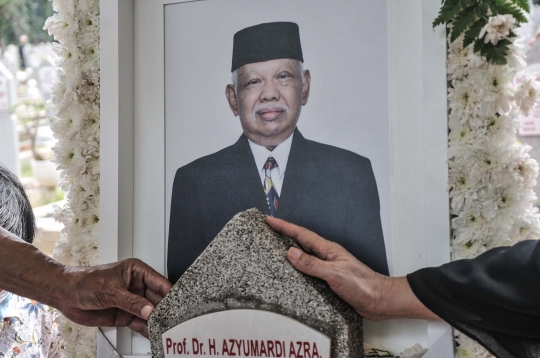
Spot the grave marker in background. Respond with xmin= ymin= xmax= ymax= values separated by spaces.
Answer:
xmin=0 ymin=62 xmax=19 ymax=174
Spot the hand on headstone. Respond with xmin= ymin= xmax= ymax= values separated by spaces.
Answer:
xmin=59 ymin=258 xmax=172 ymax=338
xmin=266 ymin=216 xmax=439 ymax=321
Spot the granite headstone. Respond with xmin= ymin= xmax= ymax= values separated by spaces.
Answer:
xmin=150 ymin=208 xmax=363 ymax=357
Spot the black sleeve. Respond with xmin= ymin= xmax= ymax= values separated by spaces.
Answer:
xmin=407 ymin=240 xmax=540 ymax=358
xmin=346 ymin=158 xmax=389 ymax=275
xmin=167 ymin=167 xmax=203 ymax=285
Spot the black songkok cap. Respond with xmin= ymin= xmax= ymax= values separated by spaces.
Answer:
xmin=231 ymin=22 xmax=304 ymax=72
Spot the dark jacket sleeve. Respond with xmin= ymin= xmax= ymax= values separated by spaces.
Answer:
xmin=407 ymin=240 xmax=540 ymax=358
xmin=167 ymin=167 xmax=202 ymax=284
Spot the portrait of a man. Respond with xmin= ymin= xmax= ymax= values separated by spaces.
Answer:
xmin=167 ymin=21 xmax=389 ymax=284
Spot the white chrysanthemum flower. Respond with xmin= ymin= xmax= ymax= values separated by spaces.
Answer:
xmin=448 ymin=79 xmax=482 ymax=118
xmin=452 ymin=239 xmax=487 ymax=260
xmin=448 ymin=122 xmax=473 ymax=158
xmin=44 ymin=14 xmax=78 ymax=43
xmin=448 ymin=37 xmax=473 ymax=81
xmin=471 ymin=67 xmax=515 ymax=115
xmin=448 ymin=162 xmax=478 ymax=212
xmin=469 ymin=113 xmax=519 ymax=142
xmin=481 ymin=182 xmax=532 ymax=224
xmin=506 ymin=43 xmax=527 ymax=71
xmin=479 ymin=14 xmax=517 ymax=45
xmin=452 ymin=208 xmax=487 ymax=245
xmin=511 ymin=144 xmax=539 ymax=188
xmin=485 ymin=226 xmax=514 ymax=249
xmin=514 ymin=74 xmax=540 ymax=116
xmin=470 ymin=147 xmax=500 ymax=181
xmin=510 ymin=212 xmax=540 ymax=241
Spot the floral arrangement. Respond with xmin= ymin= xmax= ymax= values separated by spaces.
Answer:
xmin=434 ymin=0 xmax=529 ymax=65
xmin=439 ymin=0 xmax=540 ymax=356
xmin=44 ymin=0 xmax=100 ymax=356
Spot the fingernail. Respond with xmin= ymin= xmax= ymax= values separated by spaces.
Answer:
xmin=141 ymin=305 xmax=153 ymax=319
xmin=288 ymin=247 xmax=301 ymax=260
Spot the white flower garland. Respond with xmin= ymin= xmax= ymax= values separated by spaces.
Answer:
xmin=447 ymin=19 xmax=540 ymax=357
xmin=44 ymin=0 xmax=100 ymax=356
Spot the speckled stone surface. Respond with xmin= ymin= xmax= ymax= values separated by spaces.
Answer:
xmin=149 ymin=208 xmax=363 ymax=357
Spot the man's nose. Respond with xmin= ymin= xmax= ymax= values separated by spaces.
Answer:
xmin=259 ymin=80 xmax=280 ymax=102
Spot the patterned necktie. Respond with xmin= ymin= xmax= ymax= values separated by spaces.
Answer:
xmin=263 ymin=157 xmax=279 ymax=216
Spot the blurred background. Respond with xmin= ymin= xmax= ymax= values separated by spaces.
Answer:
xmin=0 ymin=0 xmax=62 ymax=256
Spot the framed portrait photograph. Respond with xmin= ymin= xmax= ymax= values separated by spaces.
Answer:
xmin=164 ymin=0 xmax=391 ymax=285
xmin=100 ymin=0 xmax=450 ymax=355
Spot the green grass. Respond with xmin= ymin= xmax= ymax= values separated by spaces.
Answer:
xmin=40 ymin=187 xmax=65 ymax=206
xmin=20 ymin=158 xmax=33 ymax=177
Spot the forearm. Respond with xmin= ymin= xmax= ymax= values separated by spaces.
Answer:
xmin=372 ymin=276 xmax=440 ymax=321
xmin=0 ymin=227 xmax=67 ymax=308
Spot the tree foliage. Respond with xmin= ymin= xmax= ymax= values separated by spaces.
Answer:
xmin=434 ymin=0 xmax=530 ymax=65
xmin=0 ymin=0 xmax=53 ymax=48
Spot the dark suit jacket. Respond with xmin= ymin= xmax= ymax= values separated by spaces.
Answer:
xmin=168 ymin=128 xmax=389 ymax=284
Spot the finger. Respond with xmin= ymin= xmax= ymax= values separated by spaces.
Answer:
xmin=145 ymin=287 xmax=166 ymax=307
xmin=287 ymin=247 xmax=332 ymax=281
xmin=130 ymin=260 xmax=173 ymax=297
xmin=116 ymin=290 xmax=155 ymax=320
xmin=267 ymin=216 xmax=333 ymax=259
xmin=128 ymin=317 xmax=149 ymax=338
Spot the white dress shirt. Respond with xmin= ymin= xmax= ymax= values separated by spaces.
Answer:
xmin=248 ymin=132 xmax=294 ymax=197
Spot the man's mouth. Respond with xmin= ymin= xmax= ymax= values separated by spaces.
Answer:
xmin=256 ymin=108 xmax=285 ymax=121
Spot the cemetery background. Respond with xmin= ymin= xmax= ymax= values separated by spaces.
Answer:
xmin=0 ymin=0 xmax=62 ymax=256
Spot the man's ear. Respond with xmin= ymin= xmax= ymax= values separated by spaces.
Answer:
xmin=226 ymin=84 xmax=239 ymax=116
xmin=302 ymin=69 xmax=311 ymax=106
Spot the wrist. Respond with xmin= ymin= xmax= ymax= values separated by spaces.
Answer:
xmin=373 ymin=276 xmax=440 ymax=321
xmin=367 ymin=274 xmax=398 ymax=320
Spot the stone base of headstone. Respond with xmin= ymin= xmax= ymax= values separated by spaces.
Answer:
xmin=150 ymin=208 xmax=363 ymax=357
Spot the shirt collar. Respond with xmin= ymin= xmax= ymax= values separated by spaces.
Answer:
xmin=248 ymin=131 xmax=294 ymax=176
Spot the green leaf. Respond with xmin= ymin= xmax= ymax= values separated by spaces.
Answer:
xmin=495 ymin=0 xmax=528 ymax=23
xmin=489 ymin=2 xmax=499 ymax=15
xmin=463 ymin=18 xmax=487 ymax=47
xmin=473 ymin=38 xmax=484 ymax=53
xmin=508 ymin=30 xmax=517 ymax=38
xmin=450 ymin=8 xmax=477 ymax=42
xmin=433 ymin=0 xmax=462 ymax=27
xmin=513 ymin=0 xmax=531 ymax=13
xmin=481 ymin=2 xmax=490 ymax=15
xmin=480 ymin=39 xmax=511 ymax=65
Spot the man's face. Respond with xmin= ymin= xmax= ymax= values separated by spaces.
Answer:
xmin=226 ymin=58 xmax=310 ymax=149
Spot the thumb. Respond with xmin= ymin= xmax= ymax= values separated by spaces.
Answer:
xmin=117 ymin=290 xmax=155 ymax=320
xmin=287 ymin=247 xmax=330 ymax=281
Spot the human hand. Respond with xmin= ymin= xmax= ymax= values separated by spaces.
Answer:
xmin=58 ymin=259 xmax=172 ymax=338
xmin=266 ymin=216 xmax=438 ymax=321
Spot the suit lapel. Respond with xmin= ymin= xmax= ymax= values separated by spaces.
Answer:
xmin=225 ymin=134 xmax=270 ymax=214
xmin=276 ymin=129 xmax=317 ymax=220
